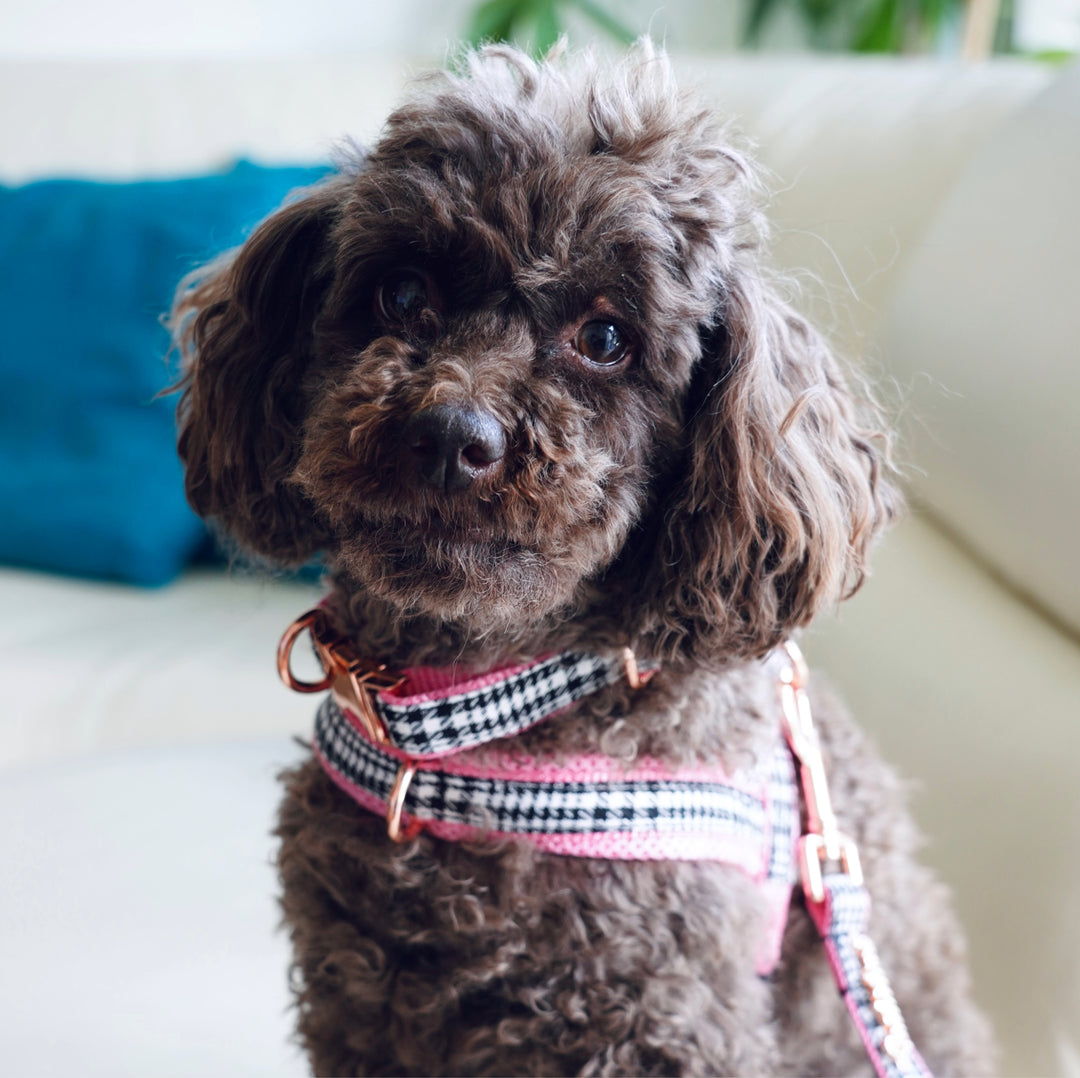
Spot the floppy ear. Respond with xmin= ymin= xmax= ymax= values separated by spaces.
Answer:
xmin=643 ymin=274 xmax=901 ymax=665
xmin=172 ymin=179 xmax=345 ymax=563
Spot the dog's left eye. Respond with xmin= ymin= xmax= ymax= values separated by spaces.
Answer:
xmin=574 ymin=320 xmax=631 ymax=366
xmin=376 ymin=269 xmax=431 ymax=325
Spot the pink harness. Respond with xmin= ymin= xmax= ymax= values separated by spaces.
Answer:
xmin=279 ymin=609 xmax=931 ymax=1078
xmin=311 ymin=691 xmax=798 ymax=975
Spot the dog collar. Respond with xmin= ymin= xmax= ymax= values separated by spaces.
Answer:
xmin=278 ymin=606 xmax=658 ymax=756
xmin=278 ymin=611 xmax=931 ymax=1078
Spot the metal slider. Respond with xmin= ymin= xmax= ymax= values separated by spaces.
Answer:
xmin=621 ymin=647 xmax=647 ymax=690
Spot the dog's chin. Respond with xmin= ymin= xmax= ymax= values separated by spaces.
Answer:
xmin=333 ymin=522 xmax=582 ymax=628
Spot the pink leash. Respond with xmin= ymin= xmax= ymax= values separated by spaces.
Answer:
xmin=780 ymin=643 xmax=931 ymax=1078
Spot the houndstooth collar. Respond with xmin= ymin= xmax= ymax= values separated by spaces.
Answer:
xmin=353 ymin=648 xmax=659 ymax=757
xmin=277 ymin=606 xmax=659 ymax=757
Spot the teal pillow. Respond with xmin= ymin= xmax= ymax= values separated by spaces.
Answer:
xmin=0 ymin=161 xmax=329 ymax=586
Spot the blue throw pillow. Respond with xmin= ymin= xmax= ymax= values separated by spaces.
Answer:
xmin=0 ymin=161 xmax=329 ymax=586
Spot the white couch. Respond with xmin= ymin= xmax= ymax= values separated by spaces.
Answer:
xmin=2 ymin=53 xmax=1077 ymax=1077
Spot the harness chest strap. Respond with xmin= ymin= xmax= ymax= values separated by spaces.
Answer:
xmin=312 ymin=692 xmax=799 ymax=974
xmin=279 ymin=611 xmax=932 ymax=1078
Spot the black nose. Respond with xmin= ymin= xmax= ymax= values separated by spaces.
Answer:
xmin=402 ymin=404 xmax=506 ymax=492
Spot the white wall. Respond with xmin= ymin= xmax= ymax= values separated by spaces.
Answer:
xmin=0 ymin=0 xmax=470 ymax=57
xmin=0 ymin=0 xmax=741 ymax=58
xmin=2 ymin=0 xmax=1077 ymax=59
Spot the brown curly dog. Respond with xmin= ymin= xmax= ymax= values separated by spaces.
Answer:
xmin=172 ymin=41 xmax=993 ymax=1077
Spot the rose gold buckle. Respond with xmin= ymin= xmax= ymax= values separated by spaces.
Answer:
xmin=277 ymin=608 xmax=405 ymax=745
xmin=277 ymin=610 xmax=333 ymax=692
xmin=386 ymin=760 xmax=423 ymax=843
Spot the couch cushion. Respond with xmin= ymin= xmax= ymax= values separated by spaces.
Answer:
xmin=0 ymin=162 xmax=328 ymax=586
xmin=882 ymin=60 xmax=1080 ymax=633
xmin=682 ymin=56 xmax=1051 ymax=357
xmin=0 ymin=739 xmax=307 ymax=1077
xmin=0 ymin=565 xmax=321 ymax=769
xmin=806 ymin=510 xmax=1080 ymax=1078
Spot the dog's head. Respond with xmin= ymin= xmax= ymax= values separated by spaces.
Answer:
xmin=173 ymin=42 xmax=898 ymax=664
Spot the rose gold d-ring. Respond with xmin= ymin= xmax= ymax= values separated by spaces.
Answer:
xmin=386 ymin=760 xmax=423 ymax=843
xmin=277 ymin=609 xmax=333 ymax=692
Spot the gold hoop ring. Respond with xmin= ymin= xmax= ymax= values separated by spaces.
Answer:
xmin=277 ymin=609 xmax=333 ymax=693
xmin=386 ymin=760 xmax=423 ymax=843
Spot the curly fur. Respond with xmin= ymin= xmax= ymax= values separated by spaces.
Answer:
xmin=173 ymin=41 xmax=993 ymax=1075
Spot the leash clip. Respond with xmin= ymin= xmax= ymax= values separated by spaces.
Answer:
xmin=278 ymin=608 xmax=405 ymax=746
xmin=779 ymin=641 xmax=863 ymax=904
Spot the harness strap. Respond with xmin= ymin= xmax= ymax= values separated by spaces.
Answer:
xmin=313 ymin=694 xmax=799 ymax=974
xmin=315 ymin=696 xmax=796 ymax=865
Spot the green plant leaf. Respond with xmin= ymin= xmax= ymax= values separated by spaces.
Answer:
xmin=466 ymin=0 xmax=528 ymax=44
xmin=533 ymin=0 xmax=563 ymax=53
xmin=914 ymin=0 xmax=950 ymax=49
xmin=801 ymin=0 xmax=845 ymax=32
xmin=743 ymin=0 xmax=780 ymax=44
xmin=569 ymin=0 xmax=637 ymax=44
xmin=853 ymin=0 xmax=903 ymax=52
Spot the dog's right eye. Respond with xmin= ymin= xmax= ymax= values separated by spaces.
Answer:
xmin=376 ymin=269 xmax=431 ymax=326
xmin=574 ymin=320 xmax=632 ymax=367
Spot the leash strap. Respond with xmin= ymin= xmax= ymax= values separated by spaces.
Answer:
xmin=780 ymin=644 xmax=933 ymax=1078
xmin=807 ymin=874 xmax=932 ymax=1078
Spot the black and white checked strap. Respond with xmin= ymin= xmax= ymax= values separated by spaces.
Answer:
xmin=363 ymin=650 xmax=657 ymax=758
xmin=317 ymin=695 xmax=794 ymax=852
